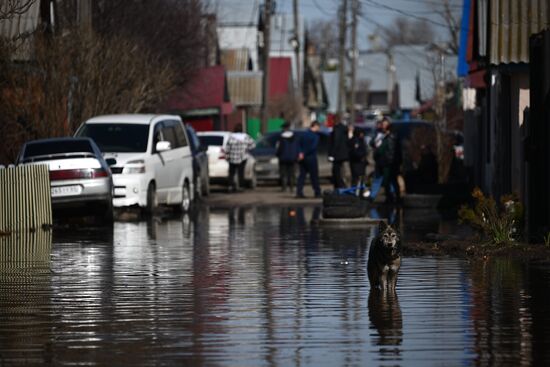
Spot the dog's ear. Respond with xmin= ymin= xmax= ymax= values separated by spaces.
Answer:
xmin=378 ymin=220 xmax=387 ymax=232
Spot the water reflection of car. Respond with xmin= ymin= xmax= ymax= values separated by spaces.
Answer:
xmin=185 ymin=125 xmax=209 ymax=197
xmin=75 ymin=114 xmax=194 ymax=213
xmin=197 ymin=131 xmax=257 ymax=188
xmin=250 ymin=129 xmax=332 ymax=182
xmin=16 ymin=137 xmax=114 ymax=222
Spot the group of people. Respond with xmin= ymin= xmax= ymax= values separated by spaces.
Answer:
xmin=276 ymin=117 xmax=402 ymax=204
xmin=224 ymin=118 xmax=402 ymax=204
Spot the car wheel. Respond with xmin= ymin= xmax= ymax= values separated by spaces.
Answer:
xmin=181 ymin=182 xmax=192 ymax=213
xmin=146 ymin=182 xmax=158 ymax=215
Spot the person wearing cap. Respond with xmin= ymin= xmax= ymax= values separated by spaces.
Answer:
xmin=276 ymin=121 xmax=299 ymax=192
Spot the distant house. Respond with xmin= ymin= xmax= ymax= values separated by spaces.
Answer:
xmin=216 ymin=2 xmax=260 ymax=71
xmin=164 ymin=65 xmax=233 ymax=132
xmin=268 ymin=13 xmax=304 ymax=90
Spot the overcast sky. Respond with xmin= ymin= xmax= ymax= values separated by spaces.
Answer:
xmin=217 ymin=0 xmax=464 ymax=50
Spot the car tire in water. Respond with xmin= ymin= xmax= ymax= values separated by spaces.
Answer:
xmin=180 ymin=182 xmax=192 ymax=213
xmin=95 ymin=200 xmax=114 ymax=225
xmin=146 ymin=182 xmax=157 ymax=215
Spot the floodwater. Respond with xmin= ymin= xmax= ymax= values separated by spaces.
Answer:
xmin=1 ymin=206 xmax=550 ymax=366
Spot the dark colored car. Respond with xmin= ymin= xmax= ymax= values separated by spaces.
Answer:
xmin=384 ymin=120 xmax=465 ymax=192
xmin=250 ymin=129 xmax=332 ymax=182
xmin=185 ymin=125 xmax=209 ymax=197
xmin=17 ymin=137 xmax=115 ymax=221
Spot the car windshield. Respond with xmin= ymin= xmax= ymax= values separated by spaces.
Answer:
xmin=198 ymin=135 xmax=224 ymax=147
xmin=24 ymin=140 xmax=94 ymax=158
xmin=255 ymin=133 xmax=280 ymax=149
xmin=77 ymin=123 xmax=149 ymax=152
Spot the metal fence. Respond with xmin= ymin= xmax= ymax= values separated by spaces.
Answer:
xmin=0 ymin=165 xmax=52 ymax=233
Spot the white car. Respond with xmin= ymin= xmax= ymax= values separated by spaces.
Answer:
xmin=16 ymin=137 xmax=114 ymax=222
xmin=75 ymin=114 xmax=194 ymax=213
xmin=197 ymin=131 xmax=257 ymax=188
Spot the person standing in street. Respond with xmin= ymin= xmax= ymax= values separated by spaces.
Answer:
xmin=276 ymin=121 xmax=299 ymax=192
xmin=372 ymin=118 xmax=401 ymax=204
xmin=296 ymin=121 xmax=321 ymax=198
xmin=225 ymin=123 xmax=255 ymax=192
xmin=348 ymin=127 xmax=368 ymax=187
xmin=328 ymin=117 xmax=350 ymax=189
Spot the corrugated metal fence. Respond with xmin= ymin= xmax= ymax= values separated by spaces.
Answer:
xmin=0 ymin=165 xmax=52 ymax=233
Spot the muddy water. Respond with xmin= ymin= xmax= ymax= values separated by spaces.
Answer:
xmin=1 ymin=206 xmax=549 ymax=366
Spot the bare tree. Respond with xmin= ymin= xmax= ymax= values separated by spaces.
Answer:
xmin=434 ymin=0 xmax=461 ymax=54
xmin=91 ymin=0 xmax=209 ymax=86
xmin=378 ymin=17 xmax=435 ymax=48
xmin=0 ymin=31 xmax=176 ymax=164
xmin=0 ymin=0 xmax=35 ymax=20
xmin=307 ymin=19 xmax=339 ymax=68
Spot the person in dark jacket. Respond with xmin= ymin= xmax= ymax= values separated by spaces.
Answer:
xmin=296 ymin=121 xmax=321 ymax=198
xmin=376 ymin=119 xmax=401 ymax=204
xmin=276 ymin=122 xmax=299 ymax=192
xmin=348 ymin=127 xmax=368 ymax=187
xmin=328 ymin=118 xmax=350 ymax=189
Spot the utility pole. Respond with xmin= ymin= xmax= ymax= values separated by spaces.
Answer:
xmin=292 ymin=0 xmax=302 ymax=125
xmin=260 ymin=0 xmax=273 ymax=135
xmin=349 ymin=0 xmax=359 ymax=126
xmin=386 ymin=51 xmax=395 ymax=112
xmin=337 ymin=0 xmax=348 ymax=122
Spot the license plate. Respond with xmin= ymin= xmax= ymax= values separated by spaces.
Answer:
xmin=51 ymin=185 xmax=82 ymax=197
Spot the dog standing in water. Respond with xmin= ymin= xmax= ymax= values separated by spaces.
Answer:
xmin=368 ymin=221 xmax=402 ymax=293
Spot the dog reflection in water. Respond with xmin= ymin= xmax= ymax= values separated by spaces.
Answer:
xmin=368 ymin=289 xmax=403 ymax=347
xmin=367 ymin=221 xmax=401 ymax=293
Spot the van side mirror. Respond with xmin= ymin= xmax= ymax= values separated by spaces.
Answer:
xmin=156 ymin=141 xmax=171 ymax=152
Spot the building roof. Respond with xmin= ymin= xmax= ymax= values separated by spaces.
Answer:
xmin=269 ymin=57 xmax=292 ymax=99
xmin=486 ymin=0 xmax=549 ymax=64
xmin=227 ymin=71 xmax=263 ymax=106
xmin=164 ymin=65 xmax=232 ymax=114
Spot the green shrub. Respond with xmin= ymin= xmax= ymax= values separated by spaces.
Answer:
xmin=458 ymin=188 xmax=523 ymax=246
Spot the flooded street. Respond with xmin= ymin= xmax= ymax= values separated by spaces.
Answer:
xmin=1 ymin=205 xmax=550 ymax=366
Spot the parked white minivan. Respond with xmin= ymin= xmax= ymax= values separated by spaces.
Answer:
xmin=75 ymin=114 xmax=194 ymax=213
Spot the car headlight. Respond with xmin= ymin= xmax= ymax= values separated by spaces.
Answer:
xmin=123 ymin=159 xmax=145 ymax=174
xmin=270 ymin=157 xmax=279 ymax=165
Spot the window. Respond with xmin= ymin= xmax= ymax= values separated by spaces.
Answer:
xmin=172 ymin=121 xmax=189 ymax=148
xmin=161 ymin=126 xmax=177 ymax=150
xmin=198 ymin=135 xmax=224 ymax=147
xmin=24 ymin=140 xmax=94 ymax=158
xmin=77 ymin=123 xmax=149 ymax=153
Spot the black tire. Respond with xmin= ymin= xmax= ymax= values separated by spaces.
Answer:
xmin=146 ymin=182 xmax=157 ymax=215
xmin=323 ymin=193 xmax=365 ymax=207
xmin=180 ymin=182 xmax=192 ymax=213
xmin=322 ymin=205 xmax=366 ymax=219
